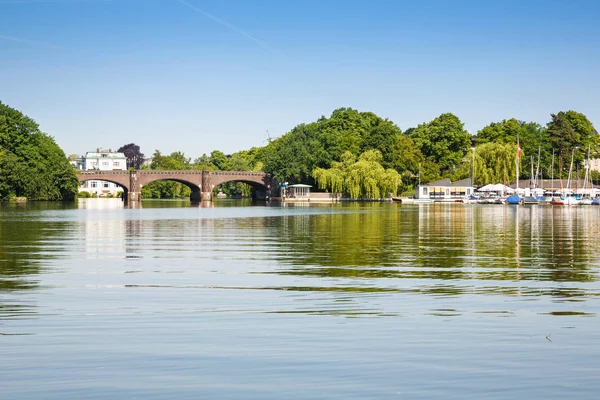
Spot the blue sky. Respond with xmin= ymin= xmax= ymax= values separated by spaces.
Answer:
xmin=1 ymin=0 xmax=599 ymax=158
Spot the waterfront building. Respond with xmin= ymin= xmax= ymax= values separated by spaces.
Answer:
xmin=76 ymin=148 xmax=127 ymax=196
xmin=588 ymin=158 xmax=600 ymax=172
xmin=415 ymin=178 xmax=474 ymax=201
xmin=287 ymin=184 xmax=312 ymax=199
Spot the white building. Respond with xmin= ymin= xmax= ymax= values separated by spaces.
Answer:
xmin=415 ymin=178 xmax=474 ymax=201
xmin=589 ymin=158 xmax=600 ymax=172
xmin=76 ymin=148 xmax=127 ymax=196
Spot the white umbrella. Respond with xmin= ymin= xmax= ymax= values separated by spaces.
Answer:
xmin=490 ymin=183 xmax=514 ymax=193
xmin=478 ymin=184 xmax=497 ymax=192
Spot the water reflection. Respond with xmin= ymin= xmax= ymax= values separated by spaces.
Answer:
xmin=2 ymin=201 xmax=600 ymax=399
xmin=269 ymin=204 xmax=600 ymax=303
xmin=0 ymin=202 xmax=79 ymax=319
xmin=2 ymin=201 xmax=600 ymax=321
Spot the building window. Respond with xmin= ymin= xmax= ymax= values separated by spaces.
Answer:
xmin=103 ymin=182 xmax=109 ymax=188
xmin=113 ymin=162 xmax=120 ymax=167
xmin=91 ymin=182 xmax=97 ymax=188
xmin=423 ymin=187 xmax=428 ymax=195
xmin=102 ymin=161 xmax=109 ymax=167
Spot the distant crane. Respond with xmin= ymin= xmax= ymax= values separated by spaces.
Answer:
xmin=263 ymin=130 xmax=279 ymax=144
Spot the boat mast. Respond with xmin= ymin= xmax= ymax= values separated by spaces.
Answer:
xmin=583 ymin=145 xmax=591 ymax=195
xmin=566 ymin=148 xmax=575 ymax=191
xmin=516 ymin=136 xmax=520 ymax=197
xmin=551 ymin=149 xmax=554 ymax=198
xmin=535 ymin=146 xmax=541 ymax=188
xmin=472 ymin=147 xmax=475 ymax=187
xmin=530 ymin=155 xmax=535 ymax=191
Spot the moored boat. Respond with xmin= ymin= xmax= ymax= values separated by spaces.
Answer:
xmin=522 ymin=195 xmax=539 ymax=205
xmin=399 ymin=198 xmax=435 ymax=204
xmin=505 ymin=194 xmax=521 ymax=205
xmin=564 ymin=196 xmax=580 ymax=206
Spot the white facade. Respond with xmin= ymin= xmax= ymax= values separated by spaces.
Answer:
xmin=589 ymin=158 xmax=600 ymax=172
xmin=415 ymin=178 xmax=474 ymax=201
xmin=76 ymin=149 xmax=127 ymax=196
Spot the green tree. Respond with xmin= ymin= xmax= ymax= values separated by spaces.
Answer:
xmin=313 ymin=150 xmax=401 ymax=199
xmin=547 ymin=112 xmax=577 ymax=177
xmin=472 ymin=142 xmax=518 ymax=185
xmin=259 ymin=108 xmax=402 ymax=184
xmin=0 ymin=101 xmax=78 ymax=200
xmin=391 ymin=135 xmax=431 ymax=192
xmin=260 ymin=122 xmax=329 ymax=183
xmin=564 ymin=110 xmax=598 ymax=149
xmin=193 ymin=154 xmax=213 ymax=171
xmin=477 ymin=118 xmax=550 ymax=178
xmin=142 ymin=150 xmax=193 ymax=198
xmin=563 ymin=110 xmax=599 ymax=170
xmin=117 ymin=143 xmax=145 ymax=170
xmin=408 ymin=113 xmax=471 ymax=175
xmin=209 ymin=150 xmax=229 ymax=171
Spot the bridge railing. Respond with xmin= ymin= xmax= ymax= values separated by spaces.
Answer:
xmin=137 ymin=170 xmax=204 ymax=175
xmin=211 ymin=171 xmax=269 ymax=176
xmin=78 ymin=170 xmax=129 ymax=175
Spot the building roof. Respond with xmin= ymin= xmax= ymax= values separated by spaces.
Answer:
xmin=85 ymin=152 xmax=126 ymax=159
xmin=424 ymin=178 xmax=473 ymax=187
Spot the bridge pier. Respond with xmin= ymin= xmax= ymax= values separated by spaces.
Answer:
xmin=128 ymin=191 xmax=142 ymax=203
xmin=201 ymin=191 xmax=212 ymax=201
xmin=201 ymin=171 xmax=212 ymax=202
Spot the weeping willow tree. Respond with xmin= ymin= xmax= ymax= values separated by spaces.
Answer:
xmin=474 ymin=142 xmax=519 ymax=185
xmin=313 ymin=150 xmax=401 ymax=199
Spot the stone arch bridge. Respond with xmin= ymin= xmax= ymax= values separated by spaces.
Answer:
xmin=77 ymin=170 xmax=277 ymax=203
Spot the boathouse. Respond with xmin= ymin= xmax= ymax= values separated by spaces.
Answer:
xmin=287 ymin=184 xmax=312 ymax=199
xmin=415 ymin=178 xmax=474 ymax=201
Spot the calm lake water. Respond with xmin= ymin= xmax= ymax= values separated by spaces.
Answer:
xmin=1 ymin=199 xmax=599 ymax=399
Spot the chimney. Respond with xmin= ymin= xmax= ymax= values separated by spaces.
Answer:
xmin=96 ymin=148 xmax=100 ymax=153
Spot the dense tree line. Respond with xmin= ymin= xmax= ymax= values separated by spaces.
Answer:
xmin=5 ymin=96 xmax=594 ymax=202
xmin=0 ymin=101 xmax=78 ymax=201
xmin=256 ymin=107 xmax=597 ymax=194
xmin=136 ymin=107 xmax=598 ymax=199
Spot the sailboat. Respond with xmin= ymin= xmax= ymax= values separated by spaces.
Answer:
xmin=505 ymin=139 xmax=522 ymax=205
xmin=579 ymin=145 xmax=594 ymax=205
xmin=564 ymin=148 xmax=580 ymax=206
xmin=534 ymin=147 xmax=547 ymax=202
xmin=522 ymin=155 xmax=539 ymax=204
xmin=550 ymin=149 xmax=565 ymax=205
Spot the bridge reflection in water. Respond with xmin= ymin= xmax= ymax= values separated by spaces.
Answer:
xmin=77 ymin=170 xmax=276 ymax=205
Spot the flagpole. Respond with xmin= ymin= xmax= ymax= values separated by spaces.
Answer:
xmin=516 ymin=136 xmax=520 ymax=197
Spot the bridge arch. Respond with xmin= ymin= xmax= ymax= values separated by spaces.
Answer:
xmin=210 ymin=172 xmax=275 ymax=201
xmin=136 ymin=172 xmax=203 ymax=202
xmin=210 ymin=172 xmax=274 ymax=189
xmin=76 ymin=170 xmax=276 ymax=204
xmin=77 ymin=171 xmax=131 ymax=198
